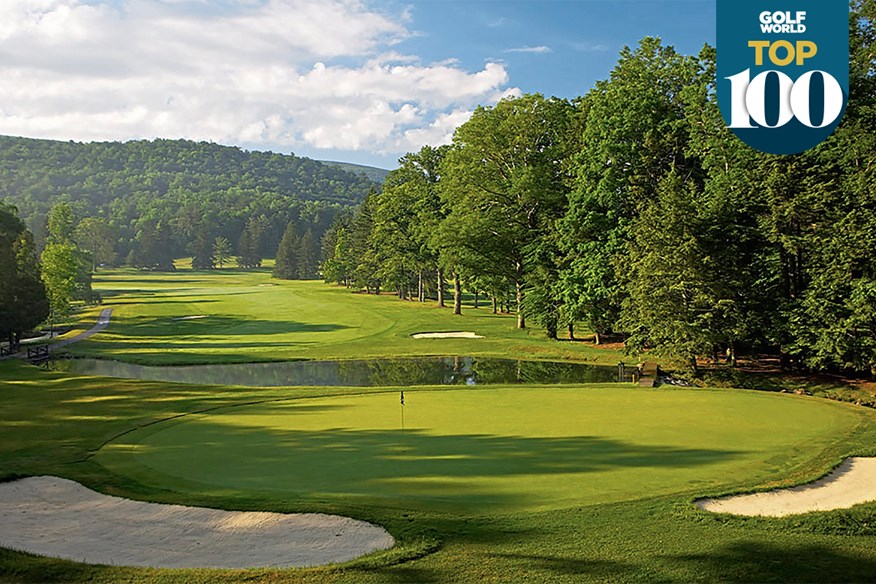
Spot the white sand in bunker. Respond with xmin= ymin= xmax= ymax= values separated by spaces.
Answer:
xmin=411 ymin=331 xmax=484 ymax=339
xmin=696 ymin=457 xmax=876 ymax=517
xmin=0 ymin=476 xmax=394 ymax=569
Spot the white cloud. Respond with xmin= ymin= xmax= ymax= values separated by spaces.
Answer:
xmin=397 ymin=109 xmax=473 ymax=152
xmin=572 ymin=42 xmax=610 ymax=53
xmin=505 ymin=45 xmax=552 ymax=54
xmin=0 ymin=0 xmax=514 ymax=160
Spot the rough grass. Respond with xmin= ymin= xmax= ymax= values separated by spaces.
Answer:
xmin=1 ymin=269 xmax=876 ymax=583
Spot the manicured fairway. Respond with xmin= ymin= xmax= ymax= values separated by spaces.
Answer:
xmin=70 ymin=269 xmax=624 ymax=365
xmin=97 ymin=385 xmax=860 ymax=514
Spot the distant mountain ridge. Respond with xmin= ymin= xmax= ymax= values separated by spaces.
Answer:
xmin=319 ymin=160 xmax=390 ymax=184
xmin=0 ymin=135 xmax=377 ymax=212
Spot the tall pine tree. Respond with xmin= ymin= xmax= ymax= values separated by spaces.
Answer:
xmin=273 ymin=222 xmax=299 ymax=279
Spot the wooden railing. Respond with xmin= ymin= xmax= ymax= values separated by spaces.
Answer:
xmin=26 ymin=345 xmax=50 ymax=363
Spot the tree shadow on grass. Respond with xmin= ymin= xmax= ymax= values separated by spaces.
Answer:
xmin=490 ymin=553 xmax=634 ymax=579
xmin=105 ymin=298 xmax=222 ymax=306
xmin=115 ymin=411 xmax=744 ymax=513
xmin=104 ymin=315 xmax=352 ymax=337
xmin=93 ymin=278 xmax=215 ymax=285
xmin=354 ymin=565 xmax=442 ymax=584
xmin=665 ymin=540 xmax=876 ymax=582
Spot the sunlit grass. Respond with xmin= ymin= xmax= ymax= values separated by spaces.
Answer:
xmin=98 ymin=386 xmax=863 ymax=514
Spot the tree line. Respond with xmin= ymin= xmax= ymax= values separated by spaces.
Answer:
xmin=322 ymin=1 xmax=876 ymax=376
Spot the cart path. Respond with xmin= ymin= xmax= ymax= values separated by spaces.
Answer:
xmin=53 ymin=308 xmax=113 ymax=349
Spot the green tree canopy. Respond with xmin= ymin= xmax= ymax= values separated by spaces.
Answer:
xmin=438 ymin=94 xmax=574 ymax=329
xmin=0 ymin=203 xmax=49 ymax=346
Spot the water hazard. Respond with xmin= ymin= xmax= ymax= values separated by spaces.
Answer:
xmin=53 ymin=356 xmax=618 ymax=387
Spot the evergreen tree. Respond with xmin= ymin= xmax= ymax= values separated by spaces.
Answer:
xmin=237 ymin=215 xmax=269 ymax=269
xmin=297 ymin=229 xmax=319 ymax=279
xmin=273 ymin=222 xmax=299 ymax=279
xmin=130 ymin=220 xmax=176 ymax=271
xmin=213 ymin=236 xmax=232 ymax=268
xmin=190 ymin=227 xmax=216 ymax=270
xmin=349 ymin=191 xmax=382 ymax=293
xmin=785 ymin=0 xmax=876 ymax=376
xmin=620 ymin=173 xmax=721 ymax=371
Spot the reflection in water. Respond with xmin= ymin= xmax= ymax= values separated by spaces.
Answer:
xmin=53 ymin=357 xmax=618 ymax=387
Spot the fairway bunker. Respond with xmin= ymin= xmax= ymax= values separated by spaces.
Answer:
xmin=0 ymin=476 xmax=394 ymax=569
xmin=53 ymin=356 xmax=618 ymax=387
xmin=696 ymin=457 xmax=876 ymax=516
xmin=411 ymin=331 xmax=484 ymax=339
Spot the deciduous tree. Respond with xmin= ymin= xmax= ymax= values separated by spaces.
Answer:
xmin=0 ymin=204 xmax=49 ymax=347
xmin=439 ymin=94 xmax=574 ymax=329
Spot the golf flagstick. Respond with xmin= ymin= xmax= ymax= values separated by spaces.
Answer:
xmin=400 ymin=390 xmax=405 ymax=432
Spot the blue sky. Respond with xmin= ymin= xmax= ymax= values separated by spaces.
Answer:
xmin=393 ymin=1 xmax=715 ymax=100
xmin=0 ymin=0 xmax=716 ymax=169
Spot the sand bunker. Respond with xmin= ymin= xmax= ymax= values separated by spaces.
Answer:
xmin=0 ymin=476 xmax=394 ymax=569
xmin=172 ymin=315 xmax=209 ymax=321
xmin=411 ymin=331 xmax=484 ymax=339
xmin=696 ymin=457 xmax=876 ymax=517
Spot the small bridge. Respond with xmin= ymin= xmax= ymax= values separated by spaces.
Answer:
xmin=617 ymin=361 xmax=659 ymax=386
xmin=638 ymin=362 xmax=659 ymax=387
xmin=26 ymin=345 xmax=50 ymax=364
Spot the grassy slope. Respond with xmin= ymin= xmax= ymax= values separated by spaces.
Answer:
xmin=1 ymin=269 xmax=875 ymax=583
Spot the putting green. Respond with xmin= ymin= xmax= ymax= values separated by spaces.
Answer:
xmin=97 ymin=386 xmax=860 ymax=514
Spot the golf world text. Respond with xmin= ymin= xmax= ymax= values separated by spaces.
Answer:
xmin=760 ymin=11 xmax=807 ymax=34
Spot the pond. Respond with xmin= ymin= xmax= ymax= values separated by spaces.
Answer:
xmin=53 ymin=356 xmax=619 ymax=387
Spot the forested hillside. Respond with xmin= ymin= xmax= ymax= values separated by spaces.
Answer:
xmin=319 ymin=161 xmax=390 ymax=184
xmin=0 ymin=136 xmax=376 ymax=266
